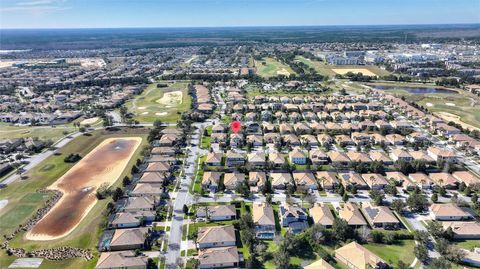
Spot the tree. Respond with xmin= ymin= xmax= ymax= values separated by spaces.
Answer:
xmin=183 ymin=205 xmax=189 ymax=215
xmin=273 ymin=245 xmax=290 ymax=269
xmin=332 ymin=218 xmax=353 ymax=242
xmin=397 ymin=260 xmax=409 ymax=269
xmin=407 ymin=191 xmax=429 ymax=212
xmin=435 ymin=238 xmax=450 ymax=255
xmin=266 ymin=193 xmax=273 ymax=205
xmin=431 ymin=193 xmax=438 ymax=203
xmin=426 ymin=221 xmax=444 ymax=238
xmin=369 ymin=189 xmax=385 ymax=205
xmin=414 ymin=244 xmax=429 ymax=263
xmin=342 ymin=192 xmax=349 ymax=202
xmin=391 ymin=199 xmax=406 ymax=213
xmin=428 ymin=258 xmax=452 ymax=269
xmin=112 ymin=187 xmax=124 ymax=201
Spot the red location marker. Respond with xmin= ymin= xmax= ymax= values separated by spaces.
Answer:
xmin=230 ymin=121 xmax=241 ymax=133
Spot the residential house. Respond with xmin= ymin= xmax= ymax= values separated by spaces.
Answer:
xmin=197 ymin=225 xmax=236 ymax=249
xmin=293 ymin=172 xmax=318 ymax=190
xmin=361 ymin=173 xmax=388 ymax=190
xmin=453 ymin=171 xmax=480 ymax=187
xmin=309 ymin=203 xmax=335 ymax=228
xmin=253 ymin=203 xmax=276 ymax=239
xmin=289 ymin=148 xmax=308 ymax=165
xmin=95 ymin=251 xmax=148 ymax=269
xmin=202 ymin=172 xmax=222 ymax=192
xmin=362 ymin=203 xmax=400 ymax=229
xmin=225 ymin=150 xmax=245 ymax=167
xmin=247 ymin=152 xmax=266 ymax=167
xmin=390 ymin=149 xmax=413 ymax=162
xmin=429 ymin=172 xmax=458 ymax=189
xmin=442 ymin=222 xmax=480 ymax=239
xmin=310 ymin=149 xmax=329 ymax=165
xmin=279 ymin=204 xmax=309 ymax=234
xmin=223 ymin=172 xmax=244 ymax=190
xmin=335 ymin=241 xmax=388 ymax=269
xmin=268 ymin=152 xmax=286 ymax=167
xmin=408 ymin=173 xmax=433 ymax=189
xmin=338 ymin=202 xmax=368 ymax=227
xmin=130 ymin=184 xmax=162 ymax=197
xmin=270 ymin=172 xmax=292 ymax=190
xmin=205 ymin=152 xmax=223 ymax=166
xmin=197 ymin=205 xmax=236 ymax=221
xmin=338 ymin=172 xmax=368 ymax=190
xmin=198 ymin=246 xmax=240 ymax=269
xmin=249 ymin=171 xmax=267 ymax=192
xmin=328 ymin=151 xmax=351 ymax=166
xmin=304 ymin=259 xmax=335 ymax=269
xmin=427 ymin=146 xmax=457 ymax=163
xmin=430 ymin=204 xmax=473 ymax=221
xmin=108 ymin=228 xmax=148 ymax=251
xmin=316 ymin=171 xmax=339 ymax=190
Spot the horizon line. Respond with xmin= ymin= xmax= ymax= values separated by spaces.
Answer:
xmin=2 ymin=22 xmax=479 ymax=30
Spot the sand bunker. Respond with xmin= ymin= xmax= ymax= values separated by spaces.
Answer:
xmin=141 ymin=112 xmax=149 ymax=115
xmin=156 ymin=112 xmax=167 ymax=116
xmin=0 ymin=199 xmax=8 ymax=211
xmin=435 ymin=112 xmax=480 ymax=132
xmin=332 ymin=68 xmax=377 ymax=76
xmin=276 ymin=68 xmax=291 ymax=76
xmin=26 ymin=137 xmax=141 ymax=241
xmin=80 ymin=117 xmax=99 ymax=125
xmin=138 ymin=106 xmax=146 ymax=110
xmin=426 ymin=103 xmax=433 ymax=107
xmin=156 ymin=90 xmax=183 ymax=106
xmin=446 ymin=103 xmax=456 ymax=107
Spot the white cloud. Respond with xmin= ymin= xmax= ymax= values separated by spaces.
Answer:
xmin=0 ymin=0 xmax=68 ymax=14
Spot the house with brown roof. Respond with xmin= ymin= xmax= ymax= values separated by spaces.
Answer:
xmin=361 ymin=203 xmax=400 ymax=229
xmin=144 ymin=162 xmax=170 ymax=173
xmin=390 ymin=148 xmax=413 ymax=162
xmin=310 ymin=149 xmax=329 ymax=165
xmin=335 ymin=135 xmax=355 ymax=147
xmin=369 ymin=151 xmax=393 ymax=165
xmin=317 ymin=134 xmax=333 ymax=146
xmin=95 ymin=251 xmax=148 ymax=269
xmin=198 ymin=246 xmax=240 ymax=269
xmin=429 ymin=172 xmax=458 ymax=189
xmin=197 ymin=225 xmax=236 ymax=249
xmin=453 ymin=171 xmax=480 ymax=187
xmin=130 ymin=184 xmax=162 ymax=197
xmin=408 ymin=173 xmax=432 ymax=189
xmin=293 ymin=172 xmax=318 ymax=190
xmin=268 ymin=152 xmax=286 ymax=167
xmin=385 ymin=171 xmax=413 ymax=190
xmin=270 ymin=172 xmax=292 ymax=190
xmin=223 ymin=172 xmax=244 ymax=190
xmin=151 ymin=146 xmax=175 ymax=156
xmin=283 ymin=134 xmax=301 ymax=146
xmin=409 ymin=150 xmax=436 ymax=164
xmin=121 ymin=197 xmax=156 ymax=213
xmin=335 ymin=241 xmax=388 ymax=269
xmin=316 ymin=171 xmax=339 ymax=190
xmin=338 ymin=202 xmax=368 ymax=227
xmin=338 ymin=172 xmax=368 ymax=190
xmin=427 ymin=146 xmax=457 ymax=163
xmin=108 ymin=228 xmax=148 ymax=251
xmin=430 ymin=204 xmax=473 ymax=221
xmin=205 ymin=152 xmax=223 ymax=166
xmin=247 ymin=152 xmax=266 ymax=167
xmin=253 ymin=203 xmax=276 ymax=239
xmin=442 ymin=222 xmax=480 ymax=239
xmin=310 ymin=203 xmax=335 ymax=228
xmin=361 ymin=173 xmax=388 ymax=190
xmin=347 ymin=151 xmax=372 ymax=163
xmin=289 ymin=148 xmax=308 ymax=165
xmin=264 ymin=133 xmax=281 ymax=144
xmin=138 ymin=172 xmax=166 ymax=184
xmin=225 ymin=150 xmax=245 ymax=167
xmin=197 ymin=205 xmax=237 ymax=221
xmin=249 ymin=171 xmax=267 ymax=192
xmin=304 ymin=259 xmax=335 ymax=269
xmin=279 ymin=203 xmax=309 ymax=233
xmin=328 ymin=151 xmax=350 ymax=166
xmin=202 ymin=172 xmax=222 ymax=192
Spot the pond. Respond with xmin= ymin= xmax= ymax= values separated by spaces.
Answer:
xmin=371 ymin=85 xmax=457 ymax=94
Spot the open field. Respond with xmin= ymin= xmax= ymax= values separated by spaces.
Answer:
xmin=254 ymin=57 xmax=296 ymax=78
xmin=294 ymin=55 xmax=390 ymax=77
xmin=0 ymin=128 xmax=149 ymax=269
xmin=244 ymin=83 xmax=333 ymax=98
xmin=363 ymin=81 xmax=480 ymax=130
xmin=125 ymin=81 xmax=191 ymax=123
xmin=27 ymin=137 xmax=141 ymax=241
xmin=364 ymin=240 xmax=416 ymax=266
xmin=0 ymin=117 xmax=103 ymax=142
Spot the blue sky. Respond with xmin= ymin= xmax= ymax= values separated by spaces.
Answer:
xmin=0 ymin=0 xmax=479 ymax=29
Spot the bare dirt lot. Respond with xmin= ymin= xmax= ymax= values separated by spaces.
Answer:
xmin=26 ymin=137 xmax=141 ymax=241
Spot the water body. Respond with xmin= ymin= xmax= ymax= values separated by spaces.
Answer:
xmin=371 ymin=85 xmax=456 ymax=94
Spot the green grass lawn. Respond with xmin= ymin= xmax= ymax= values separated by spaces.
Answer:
xmin=363 ymin=240 xmax=416 ymax=266
xmin=455 ymin=240 xmax=480 ymax=251
xmin=125 ymin=81 xmax=191 ymax=123
xmin=0 ymin=127 xmax=149 ymax=269
xmin=200 ymin=126 xmax=212 ymax=149
xmin=254 ymin=57 xmax=296 ymax=78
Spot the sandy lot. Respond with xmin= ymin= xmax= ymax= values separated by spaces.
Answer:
xmin=331 ymin=68 xmax=377 ymax=76
xmin=0 ymin=199 xmax=8 ymax=212
xmin=80 ymin=117 xmax=99 ymax=125
xmin=26 ymin=137 xmax=142 ymax=241
xmin=156 ymin=90 xmax=183 ymax=106
xmin=276 ymin=68 xmax=291 ymax=76
xmin=435 ymin=112 xmax=480 ymax=132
